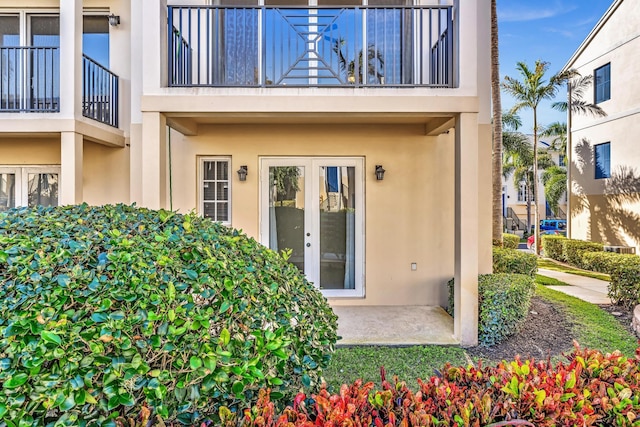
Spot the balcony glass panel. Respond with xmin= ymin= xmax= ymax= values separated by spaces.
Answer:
xmin=168 ymin=4 xmax=454 ymax=88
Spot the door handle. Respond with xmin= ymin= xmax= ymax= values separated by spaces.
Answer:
xmin=306 ymin=243 xmax=311 ymax=247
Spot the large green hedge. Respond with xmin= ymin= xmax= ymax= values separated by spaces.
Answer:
xmin=492 ymin=247 xmax=537 ymax=277
xmin=502 ymin=233 xmax=520 ymax=249
xmin=447 ymin=273 xmax=535 ymax=347
xmin=542 ymin=235 xmax=566 ymax=261
xmin=582 ymin=251 xmax=640 ymax=309
xmin=478 ymin=273 xmax=535 ymax=346
xmin=0 ymin=205 xmax=338 ymax=425
xmin=562 ymin=239 xmax=604 ymax=268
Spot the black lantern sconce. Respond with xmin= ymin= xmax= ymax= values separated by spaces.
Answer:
xmin=237 ymin=165 xmax=248 ymax=182
xmin=108 ymin=14 xmax=120 ymax=27
xmin=375 ymin=165 xmax=386 ymax=181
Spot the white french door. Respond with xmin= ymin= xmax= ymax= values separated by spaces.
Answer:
xmin=260 ymin=157 xmax=365 ymax=297
xmin=0 ymin=166 xmax=60 ymax=211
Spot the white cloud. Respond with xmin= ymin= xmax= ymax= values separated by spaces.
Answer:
xmin=499 ymin=2 xmax=578 ymax=23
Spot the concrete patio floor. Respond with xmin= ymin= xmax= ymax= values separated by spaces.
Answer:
xmin=332 ymin=305 xmax=458 ymax=346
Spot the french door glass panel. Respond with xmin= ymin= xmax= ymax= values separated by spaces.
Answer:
xmin=269 ymin=165 xmax=306 ymax=273
xmin=262 ymin=158 xmax=363 ymax=297
xmin=27 ymin=172 xmax=58 ymax=208
xmin=0 ymin=173 xmax=16 ymax=212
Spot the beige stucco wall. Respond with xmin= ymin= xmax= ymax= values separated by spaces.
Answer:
xmin=0 ymin=139 xmax=61 ymax=164
xmin=566 ymin=0 xmax=640 ymax=253
xmin=0 ymin=137 xmax=130 ymax=206
xmin=167 ymin=123 xmax=455 ymax=307
xmin=83 ymin=141 xmax=130 ymax=205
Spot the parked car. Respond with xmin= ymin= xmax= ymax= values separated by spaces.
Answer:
xmin=540 ymin=219 xmax=567 ymax=232
xmin=527 ymin=230 xmax=563 ymax=250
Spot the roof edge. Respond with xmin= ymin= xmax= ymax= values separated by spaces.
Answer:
xmin=561 ymin=0 xmax=624 ymax=72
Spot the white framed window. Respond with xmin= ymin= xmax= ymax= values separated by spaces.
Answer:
xmin=0 ymin=165 xmax=60 ymax=211
xmin=198 ymin=157 xmax=231 ymax=224
xmin=517 ymin=182 xmax=534 ymax=203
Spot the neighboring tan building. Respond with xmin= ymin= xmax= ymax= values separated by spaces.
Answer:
xmin=563 ymin=0 xmax=640 ymax=254
xmin=0 ymin=0 xmax=492 ymax=345
xmin=503 ymin=135 xmax=568 ymax=235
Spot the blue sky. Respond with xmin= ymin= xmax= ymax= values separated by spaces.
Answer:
xmin=498 ymin=0 xmax=614 ymax=132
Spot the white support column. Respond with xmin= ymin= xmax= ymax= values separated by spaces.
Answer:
xmin=59 ymin=0 xmax=82 ymax=118
xmin=130 ymin=0 xmax=144 ymax=204
xmin=454 ymin=113 xmax=479 ymax=346
xmin=142 ymin=0 xmax=168 ymax=93
xmin=141 ymin=112 xmax=168 ymax=210
xmin=60 ymin=132 xmax=84 ymax=205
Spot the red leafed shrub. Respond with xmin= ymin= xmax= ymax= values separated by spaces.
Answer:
xmin=115 ymin=345 xmax=640 ymax=427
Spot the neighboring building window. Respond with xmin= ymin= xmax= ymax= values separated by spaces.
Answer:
xmin=0 ymin=166 xmax=60 ymax=211
xmin=200 ymin=158 xmax=231 ymax=224
xmin=594 ymin=63 xmax=610 ymax=104
xmin=558 ymin=154 xmax=566 ymax=167
xmin=595 ymin=143 xmax=611 ymax=179
xmin=517 ymin=182 xmax=534 ymax=202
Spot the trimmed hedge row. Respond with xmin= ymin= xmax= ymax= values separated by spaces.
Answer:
xmin=115 ymin=345 xmax=640 ymax=427
xmin=563 ymin=239 xmax=604 ymax=268
xmin=448 ymin=248 xmax=537 ymax=346
xmin=541 ymin=235 xmax=566 ymax=260
xmin=502 ymin=233 xmax=520 ymax=249
xmin=582 ymin=251 xmax=640 ymax=309
xmin=447 ymin=272 xmax=535 ymax=347
xmin=478 ymin=273 xmax=535 ymax=347
xmin=493 ymin=246 xmax=537 ymax=277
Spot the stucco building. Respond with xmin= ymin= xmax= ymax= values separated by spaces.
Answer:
xmin=0 ymin=0 xmax=492 ymax=345
xmin=563 ymin=0 xmax=640 ymax=254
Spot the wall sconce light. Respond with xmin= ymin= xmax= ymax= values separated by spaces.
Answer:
xmin=237 ymin=165 xmax=248 ymax=182
xmin=108 ymin=14 xmax=120 ymax=27
xmin=375 ymin=165 xmax=386 ymax=181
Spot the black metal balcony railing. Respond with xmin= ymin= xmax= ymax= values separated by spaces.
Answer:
xmin=0 ymin=47 xmax=119 ymax=128
xmin=82 ymin=55 xmax=119 ymax=128
xmin=0 ymin=47 xmax=60 ymax=112
xmin=168 ymin=5 xmax=454 ymax=88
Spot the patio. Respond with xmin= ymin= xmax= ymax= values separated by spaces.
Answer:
xmin=332 ymin=305 xmax=457 ymax=346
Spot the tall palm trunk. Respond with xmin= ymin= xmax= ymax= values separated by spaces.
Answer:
xmin=533 ymin=108 xmax=540 ymax=255
xmin=491 ymin=0 xmax=503 ymax=246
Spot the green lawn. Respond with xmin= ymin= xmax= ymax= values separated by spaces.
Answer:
xmin=322 ymin=345 xmax=468 ymax=392
xmin=535 ymin=283 xmax=637 ymax=357
xmin=536 ymin=274 xmax=568 ymax=286
xmin=322 ymin=277 xmax=637 ymax=390
xmin=537 ymin=257 xmax=611 ymax=281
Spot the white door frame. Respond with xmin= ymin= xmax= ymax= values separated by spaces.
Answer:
xmin=0 ymin=165 xmax=61 ymax=207
xmin=260 ymin=157 xmax=365 ymax=298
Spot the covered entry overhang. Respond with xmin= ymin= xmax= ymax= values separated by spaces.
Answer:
xmin=136 ymin=109 xmax=487 ymax=346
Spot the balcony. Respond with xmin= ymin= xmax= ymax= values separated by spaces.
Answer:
xmin=168 ymin=5 xmax=454 ymax=88
xmin=0 ymin=47 xmax=119 ymax=128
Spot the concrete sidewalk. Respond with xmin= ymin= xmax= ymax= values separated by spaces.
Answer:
xmin=538 ymin=268 xmax=611 ymax=304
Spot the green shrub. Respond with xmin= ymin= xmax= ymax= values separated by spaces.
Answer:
xmin=562 ymin=239 xmax=603 ymax=268
xmin=581 ymin=251 xmax=619 ymax=273
xmin=0 ymin=204 xmax=338 ymax=425
xmin=114 ymin=345 xmax=640 ymax=426
xmin=581 ymin=251 xmax=640 ymax=309
xmin=446 ymin=278 xmax=455 ymax=316
xmin=542 ymin=235 xmax=566 ymax=261
xmin=502 ymin=233 xmax=520 ymax=249
xmin=478 ymin=273 xmax=535 ymax=346
xmin=492 ymin=247 xmax=537 ymax=277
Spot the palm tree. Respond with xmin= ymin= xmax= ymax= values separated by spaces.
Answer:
xmin=501 ymin=60 xmax=567 ymax=255
xmin=503 ymin=132 xmax=555 ymax=233
xmin=540 ymin=121 xmax=567 ymax=152
xmin=491 ymin=0 xmax=503 ymax=246
xmin=542 ymin=166 xmax=567 ymax=218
